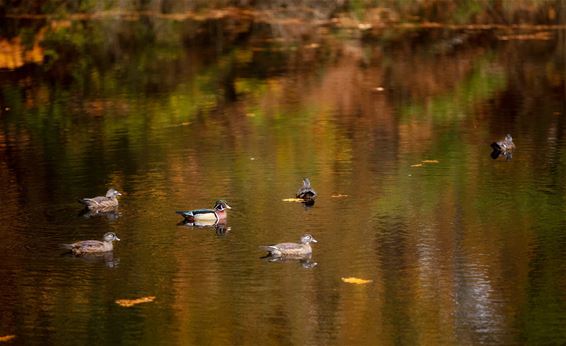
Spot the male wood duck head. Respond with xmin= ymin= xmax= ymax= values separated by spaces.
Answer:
xmin=260 ymin=233 xmax=318 ymax=258
xmin=79 ymin=188 xmax=122 ymax=210
xmin=62 ymin=232 xmax=120 ymax=256
xmin=176 ymin=200 xmax=231 ymax=223
xmin=296 ymin=178 xmax=317 ymax=205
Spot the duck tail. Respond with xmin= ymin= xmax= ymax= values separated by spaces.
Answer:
xmin=176 ymin=211 xmax=194 ymax=219
xmin=60 ymin=243 xmax=73 ymax=250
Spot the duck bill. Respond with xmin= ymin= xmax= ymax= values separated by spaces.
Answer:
xmin=311 ymin=239 xmax=318 ymax=243
xmin=225 ymin=204 xmax=232 ymax=209
xmin=115 ymin=237 xmax=121 ymax=241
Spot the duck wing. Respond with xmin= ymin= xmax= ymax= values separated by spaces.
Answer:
xmin=71 ymin=240 xmax=107 ymax=254
xmin=79 ymin=196 xmax=115 ymax=208
xmin=176 ymin=208 xmax=215 ymax=217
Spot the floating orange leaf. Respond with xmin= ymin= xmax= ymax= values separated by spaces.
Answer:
xmin=498 ymin=32 xmax=552 ymax=41
xmin=422 ymin=160 xmax=439 ymax=164
xmin=0 ymin=335 xmax=15 ymax=343
xmin=341 ymin=277 xmax=373 ymax=284
xmin=331 ymin=194 xmax=349 ymax=198
xmin=282 ymin=198 xmax=305 ymax=202
xmin=411 ymin=164 xmax=423 ymax=167
xmin=115 ymin=296 xmax=156 ymax=307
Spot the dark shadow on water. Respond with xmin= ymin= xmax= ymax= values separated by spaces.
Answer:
xmin=301 ymin=199 xmax=315 ymax=207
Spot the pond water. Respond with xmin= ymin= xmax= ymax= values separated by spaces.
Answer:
xmin=0 ymin=17 xmax=565 ymax=345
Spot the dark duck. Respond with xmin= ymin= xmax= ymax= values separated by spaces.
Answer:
xmin=296 ymin=178 xmax=317 ymax=205
xmin=176 ymin=200 xmax=231 ymax=223
xmin=491 ymin=134 xmax=515 ymax=160
xmin=79 ymin=188 xmax=122 ymax=210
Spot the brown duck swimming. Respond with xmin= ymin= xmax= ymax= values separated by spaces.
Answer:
xmin=79 ymin=188 xmax=122 ymax=210
xmin=261 ymin=234 xmax=318 ymax=258
xmin=62 ymin=232 xmax=120 ymax=256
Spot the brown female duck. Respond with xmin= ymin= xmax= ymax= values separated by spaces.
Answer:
xmin=79 ymin=188 xmax=122 ymax=210
xmin=261 ymin=234 xmax=318 ymax=257
xmin=62 ymin=232 xmax=120 ymax=255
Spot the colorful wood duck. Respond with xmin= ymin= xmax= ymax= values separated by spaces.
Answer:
xmin=62 ymin=232 xmax=120 ymax=256
xmin=491 ymin=134 xmax=515 ymax=160
xmin=176 ymin=200 xmax=231 ymax=223
xmin=296 ymin=178 xmax=317 ymax=205
xmin=261 ymin=234 xmax=318 ymax=257
xmin=79 ymin=188 xmax=122 ymax=210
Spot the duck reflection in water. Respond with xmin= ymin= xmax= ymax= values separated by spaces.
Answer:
xmin=63 ymin=251 xmax=120 ymax=268
xmin=79 ymin=207 xmax=121 ymax=220
xmin=177 ymin=218 xmax=231 ymax=236
xmin=261 ymin=254 xmax=318 ymax=269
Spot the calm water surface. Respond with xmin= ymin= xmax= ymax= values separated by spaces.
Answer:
xmin=0 ymin=18 xmax=565 ymax=345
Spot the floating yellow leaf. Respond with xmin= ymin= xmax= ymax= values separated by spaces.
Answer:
xmin=115 ymin=296 xmax=156 ymax=307
xmin=411 ymin=164 xmax=423 ymax=167
xmin=331 ymin=194 xmax=349 ymax=198
xmin=341 ymin=277 xmax=373 ymax=284
xmin=422 ymin=160 xmax=439 ymax=164
xmin=282 ymin=198 xmax=305 ymax=202
xmin=0 ymin=335 xmax=15 ymax=343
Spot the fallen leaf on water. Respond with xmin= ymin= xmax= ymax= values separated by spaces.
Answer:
xmin=331 ymin=194 xmax=349 ymax=198
xmin=411 ymin=164 xmax=423 ymax=167
xmin=422 ymin=160 xmax=439 ymax=164
xmin=282 ymin=198 xmax=305 ymax=202
xmin=497 ymin=32 xmax=552 ymax=41
xmin=115 ymin=296 xmax=156 ymax=307
xmin=0 ymin=335 xmax=15 ymax=342
xmin=341 ymin=277 xmax=373 ymax=284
